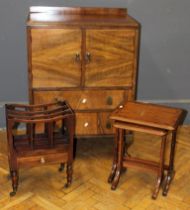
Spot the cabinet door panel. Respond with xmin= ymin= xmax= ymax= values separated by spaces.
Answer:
xmin=31 ymin=29 xmax=82 ymax=88
xmin=85 ymin=29 xmax=136 ymax=87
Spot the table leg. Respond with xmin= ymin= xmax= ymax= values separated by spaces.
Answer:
xmin=10 ymin=170 xmax=19 ymax=196
xmin=152 ymin=135 xmax=166 ymax=199
xmin=108 ymin=128 xmax=119 ymax=183
xmin=111 ymin=128 xmax=124 ymax=190
xmin=162 ymin=130 xmax=177 ymax=196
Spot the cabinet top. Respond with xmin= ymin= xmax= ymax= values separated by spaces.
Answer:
xmin=27 ymin=6 xmax=140 ymax=28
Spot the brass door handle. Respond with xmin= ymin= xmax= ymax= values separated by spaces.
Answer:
xmin=85 ymin=52 xmax=91 ymax=63
xmin=75 ymin=53 xmax=80 ymax=62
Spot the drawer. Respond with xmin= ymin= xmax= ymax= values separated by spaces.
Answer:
xmin=76 ymin=112 xmax=98 ymax=135
xmin=18 ymin=153 xmax=68 ymax=167
xmin=98 ymin=112 xmax=114 ymax=135
xmin=34 ymin=112 xmax=113 ymax=136
xmin=32 ymin=112 xmax=98 ymax=136
xmin=33 ymin=90 xmax=128 ymax=110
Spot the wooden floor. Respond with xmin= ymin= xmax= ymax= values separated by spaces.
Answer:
xmin=0 ymin=126 xmax=190 ymax=210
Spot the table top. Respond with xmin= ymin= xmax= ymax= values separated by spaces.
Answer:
xmin=110 ymin=101 xmax=185 ymax=130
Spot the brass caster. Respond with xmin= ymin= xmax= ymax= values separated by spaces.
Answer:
xmin=10 ymin=191 xmax=16 ymax=197
xmin=162 ymin=191 xmax=167 ymax=196
xmin=64 ymin=182 xmax=71 ymax=188
xmin=151 ymin=195 xmax=157 ymax=200
xmin=111 ymin=185 xmax=117 ymax=191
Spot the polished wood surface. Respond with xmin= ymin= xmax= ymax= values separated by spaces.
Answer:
xmin=0 ymin=126 xmax=190 ymax=209
xmin=98 ymin=112 xmax=113 ymax=135
xmin=111 ymin=101 xmax=184 ymax=130
xmin=31 ymin=29 xmax=82 ymax=88
xmin=109 ymin=101 xmax=186 ymax=199
xmin=27 ymin=7 xmax=140 ymax=136
xmin=114 ymin=121 xmax=167 ymax=136
xmin=27 ymin=7 xmax=140 ymax=28
xmin=76 ymin=112 xmax=98 ymax=135
xmin=5 ymin=101 xmax=75 ymax=196
xmin=85 ymin=29 xmax=136 ymax=87
xmin=29 ymin=6 xmax=127 ymax=16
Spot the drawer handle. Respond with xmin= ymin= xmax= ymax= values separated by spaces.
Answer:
xmin=81 ymin=98 xmax=87 ymax=104
xmin=106 ymin=96 xmax=113 ymax=105
xmin=75 ymin=53 xmax=80 ymax=62
xmin=40 ymin=157 xmax=45 ymax=164
xmin=106 ymin=121 xmax=112 ymax=129
xmin=54 ymin=97 xmax=61 ymax=102
xmin=84 ymin=122 xmax=89 ymax=127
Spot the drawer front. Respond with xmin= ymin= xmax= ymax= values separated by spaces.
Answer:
xmin=98 ymin=112 xmax=114 ymax=135
xmin=33 ymin=90 xmax=128 ymax=110
xmin=18 ymin=153 xmax=68 ymax=167
xmin=76 ymin=113 xmax=98 ymax=135
xmin=31 ymin=111 xmax=98 ymax=136
xmin=33 ymin=112 xmax=113 ymax=136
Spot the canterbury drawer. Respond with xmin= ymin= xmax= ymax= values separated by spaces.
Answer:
xmin=18 ymin=153 xmax=68 ymax=167
xmin=33 ymin=90 xmax=128 ymax=110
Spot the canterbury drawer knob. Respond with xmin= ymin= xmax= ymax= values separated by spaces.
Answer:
xmin=40 ymin=157 xmax=45 ymax=164
xmin=84 ymin=122 xmax=89 ymax=127
xmin=81 ymin=98 xmax=87 ymax=104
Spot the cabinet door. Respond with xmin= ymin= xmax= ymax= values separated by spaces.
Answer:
xmin=85 ymin=29 xmax=136 ymax=87
xmin=31 ymin=29 xmax=82 ymax=88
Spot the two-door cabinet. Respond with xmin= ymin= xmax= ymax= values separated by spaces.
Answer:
xmin=27 ymin=6 xmax=140 ymax=137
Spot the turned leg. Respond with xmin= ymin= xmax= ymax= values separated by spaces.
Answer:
xmin=65 ymin=163 xmax=73 ymax=188
xmin=58 ymin=163 xmax=65 ymax=172
xmin=162 ymin=130 xmax=177 ymax=196
xmin=111 ymin=128 xmax=124 ymax=190
xmin=152 ymin=135 xmax=166 ymax=199
xmin=108 ymin=128 xmax=119 ymax=183
xmin=10 ymin=170 xmax=19 ymax=196
xmin=64 ymin=116 xmax=74 ymax=188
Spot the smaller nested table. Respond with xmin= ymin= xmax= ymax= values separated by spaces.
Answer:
xmin=108 ymin=101 xmax=185 ymax=199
